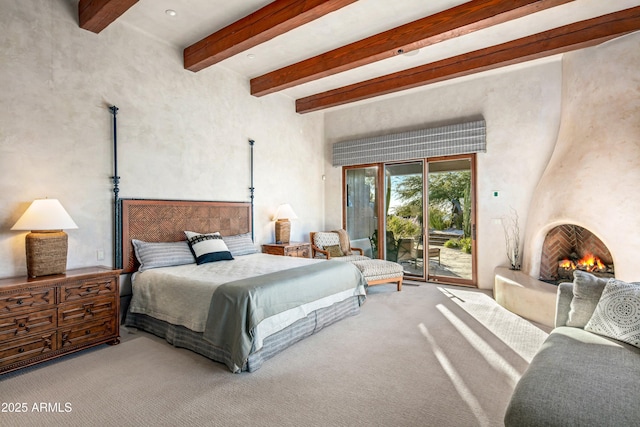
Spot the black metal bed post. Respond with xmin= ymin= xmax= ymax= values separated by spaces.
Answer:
xmin=249 ymin=139 xmax=255 ymax=242
xmin=110 ymin=105 xmax=122 ymax=269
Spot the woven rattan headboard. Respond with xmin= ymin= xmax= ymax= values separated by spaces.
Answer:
xmin=120 ymin=199 xmax=252 ymax=274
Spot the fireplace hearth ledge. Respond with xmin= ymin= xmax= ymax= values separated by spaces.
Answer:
xmin=494 ymin=267 xmax=557 ymax=328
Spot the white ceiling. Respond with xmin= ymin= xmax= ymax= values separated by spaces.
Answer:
xmin=116 ymin=0 xmax=640 ymax=104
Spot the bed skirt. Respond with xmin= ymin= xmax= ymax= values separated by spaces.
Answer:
xmin=124 ymin=296 xmax=361 ymax=373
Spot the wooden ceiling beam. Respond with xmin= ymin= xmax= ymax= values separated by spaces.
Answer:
xmin=78 ymin=0 xmax=139 ymax=34
xmin=184 ymin=0 xmax=357 ymax=73
xmin=296 ymin=6 xmax=640 ymax=114
xmin=251 ymin=0 xmax=574 ymax=96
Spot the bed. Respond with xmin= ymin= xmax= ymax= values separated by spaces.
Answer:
xmin=120 ymin=199 xmax=367 ymax=373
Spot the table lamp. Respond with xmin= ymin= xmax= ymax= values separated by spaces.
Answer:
xmin=11 ymin=199 xmax=78 ymax=278
xmin=273 ymin=204 xmax=298 ymax=244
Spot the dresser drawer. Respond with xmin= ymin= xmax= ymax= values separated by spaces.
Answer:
xmin=58 ymin=317 xmax=117 ymax=349
xmin=0 ymin=267 xmax=121 ymax=375
xmin=58 ymin=297 xmax=117 ymax=326
xmin=0 ymin=288 xmax=55 ymax=315
xmin=0 ymin=309 xmax=57 ymax=342
xmin=60 ymin=277 xmax=117 ymax=302
xmin=285 ymin=245 xmax=310 ymax=258
xmin=0 ymin=331 xmax=56 ymax=368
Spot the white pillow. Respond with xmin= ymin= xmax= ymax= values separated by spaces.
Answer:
xmin=184 ymin=231 xmax=233 ymax=265
xmin=585 ymin=278 xmax=640 ymax=349
xmin=221 ymin=233 xmax=259 ymax=257
xmin=132 ymin=239 xmax=194 ymax=272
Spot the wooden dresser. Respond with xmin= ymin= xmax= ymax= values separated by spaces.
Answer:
xmin=262 ymin=242 xmax=311 ymax=258
xmin=0 ymin=266 xmax=121 ymax=374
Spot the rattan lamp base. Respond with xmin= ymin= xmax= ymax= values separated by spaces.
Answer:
xmin=25 ymin=230 xmax=68 ymax=278
xmin=275 ymin=219 xmax=291 ymax=244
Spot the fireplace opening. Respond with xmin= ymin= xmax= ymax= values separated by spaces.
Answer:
xmin=539 ymin=224 xmax=615 ymax=284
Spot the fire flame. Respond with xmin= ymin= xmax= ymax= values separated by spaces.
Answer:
xmin=559 ymin=259 xmax=576 ymax=269
xmin=559 ymin=252 xmax=606 ymax=272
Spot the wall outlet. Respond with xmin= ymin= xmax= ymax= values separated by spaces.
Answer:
xmin=97 ymin=250 xmax=105 ymax=261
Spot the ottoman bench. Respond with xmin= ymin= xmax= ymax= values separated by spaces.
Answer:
xmin=350 ymin=259 xmax=404 ymax=291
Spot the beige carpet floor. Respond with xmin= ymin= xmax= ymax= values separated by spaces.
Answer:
xmin=0 ymin=284 xmax=550 ymax=427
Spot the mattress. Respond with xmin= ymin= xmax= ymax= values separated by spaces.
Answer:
xmin=126 ymin=253 xmax=367 ymax=372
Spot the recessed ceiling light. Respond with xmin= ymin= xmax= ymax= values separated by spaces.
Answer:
xmin=403 ymin=49 xmax=420 ymax=57
xmin=247 ymin=54 xmax=256 ymax=60
xmin=165 ymin=9 xmax=177 ymax=17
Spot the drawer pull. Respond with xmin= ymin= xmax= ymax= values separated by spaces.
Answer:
xmin=18 ymin=323 xmax=25 ymax=328
xmin=86 ymin=308 xmax=92 ymax=313
xmin=86 ymin=287 xmax=92 ymax=292
xmin=85 ymin=329 xmax=91 ymax=335
xmin=17 ymin=299 xmax=24 ymax=305
xmin=18 ymin=347 xmax=25 ymax=353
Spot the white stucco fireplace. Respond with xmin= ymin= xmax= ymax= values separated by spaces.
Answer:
xmin=495 ymin=33 xmax=640 ymax=327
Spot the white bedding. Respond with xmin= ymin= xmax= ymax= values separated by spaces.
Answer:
xmin=129 ymin=253 xmax=365 ymax=349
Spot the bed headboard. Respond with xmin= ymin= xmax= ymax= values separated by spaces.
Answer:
xmin=119 ymin=199 xmax=252 ymax=274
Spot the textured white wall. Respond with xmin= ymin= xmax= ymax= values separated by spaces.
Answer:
xmin=324 ymin=60 xmax=563 ymax=289
xmin=522 ymin=32 xmax=640 ymax=282
xmin=0 ymin=0 xmax=325 ymax=279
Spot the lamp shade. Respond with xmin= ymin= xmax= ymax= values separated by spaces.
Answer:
xmin=272 ymin=204 xmax=298 ymax=221
xmin=11 ymin=199 xmax=78 ymax=278
xmin=11 ymin=199 xmax=78 ymax=231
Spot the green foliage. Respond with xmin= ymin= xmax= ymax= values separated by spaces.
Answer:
xmin=428 ymin=171 xmax=470 ymax=203
xmin=444 ymin=237 xmax=472 ymax=254
xmin=428 ymin=205 xmax=450 ymax=230
xmin=444 ymin=238 xmax=461 ymax=249
xmin=463 ymin=182 xmax=471 ymax=238
xmin=460 ymin=237 xmax=472 ymax=254
xmin=428 ymin=171 xmax=471 ymax=231
xmin=387 ymin=215 xmax=421 ymax=239
xmin=394 ymin=175 xmax=423 ymax=225
xmin=384 ymin=169 xmax=473 ymax=255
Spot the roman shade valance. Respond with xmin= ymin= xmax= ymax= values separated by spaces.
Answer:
xmin=332 ymin=120 xmax=486 ymax=167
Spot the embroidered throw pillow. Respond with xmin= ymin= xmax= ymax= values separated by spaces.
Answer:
xmin=132 ymin=239 xmax=195 ymax=272
xmin=325 ymin=244 xmax=344 ymax=258
xmin=221 ymin=233 xmax=259 ymax=257
xmin=584 ymin=278 xmax=640 ymax=349
xmin=566 ymin=270 xmax=608 ymax=328
xmin=184 ymin=231 xmax=234 ymax=264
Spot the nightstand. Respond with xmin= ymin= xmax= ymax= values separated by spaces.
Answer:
xmin=262 ymin=242 xmax=311 ymax=258
xmin=0 ymin=266 xmax=121 ymax=374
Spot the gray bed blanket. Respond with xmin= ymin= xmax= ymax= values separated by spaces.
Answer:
xmin=203 ymin=260 xmax=366 ymax=372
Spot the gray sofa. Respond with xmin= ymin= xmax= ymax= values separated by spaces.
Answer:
xmin=504 ymin=272 xmax=640 ymax=426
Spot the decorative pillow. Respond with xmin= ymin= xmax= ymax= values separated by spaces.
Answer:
xmin=132 ymin=239 xmax=195 ymax=272
xmin=585 ymin=278 xmax=640 ymax=349
xmin=566 ymin=270 xmax=608 ymax=328
xmin=313 ymin=232 xmax=340 ymax=250
xmin=184 ymin=231 xmax=234 ymax=264
xmin=221 ymin=233 xmax=259 ymax=257
xmin=325 ymin=244 xmax=344 ymax=258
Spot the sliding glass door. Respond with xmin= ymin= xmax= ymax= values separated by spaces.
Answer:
xmin=426 ymin=156 xmax=476 ymax=285
xmin=344 ymin=155 xmax=477 ymax=286
xmin=345 ymin=166 xmax=379 ymax=258
xmin=384 ymin=162 xmax=426 ymax=279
